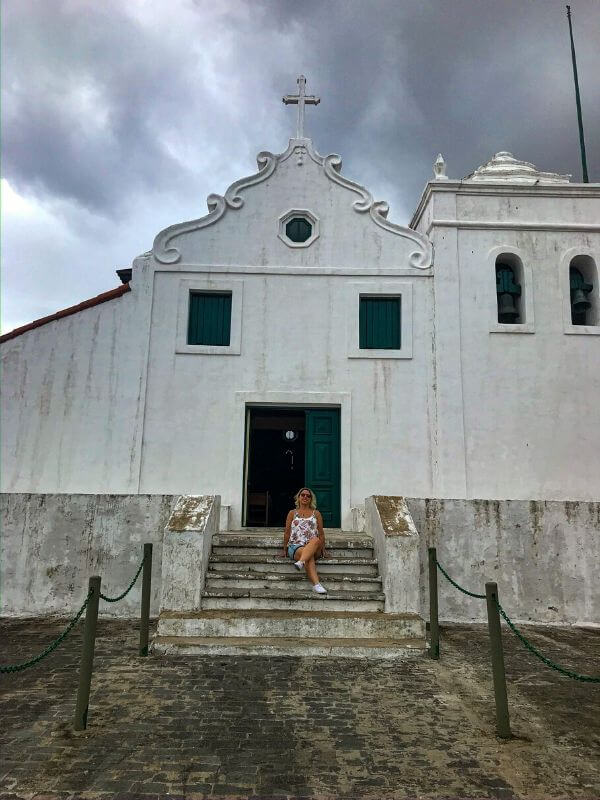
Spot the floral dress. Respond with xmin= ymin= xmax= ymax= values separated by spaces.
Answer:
xmin=288 ymin=511 xmax=319 ymax=548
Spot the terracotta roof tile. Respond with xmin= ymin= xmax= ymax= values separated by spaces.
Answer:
xmin=0 ymin=283 xmax=131 ymax=344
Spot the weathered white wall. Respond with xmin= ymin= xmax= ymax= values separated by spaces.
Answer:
xmin=140 ymin=270 xmax=435 ymax=527
xmin=1 ymin=141 xmax=434 ymax=524
xmin=2 ymin=494 xmax=596 ymax=625
xmin=413 ymin=181 xmax=600 ymax=502
xmin=458 ymin=229 xmax=600 ymax=500
xmin=1 ymin=493 xmax=176 ymax=617
xmin=134 ymin=139 xmax=438 ymax=527
xmin=407 ymin=497 xmax=600 ymax=626
xmin=2 ymin=143 xmax=599 ymax=519
xmin=1 ymin=257 xmax=153 ymax=493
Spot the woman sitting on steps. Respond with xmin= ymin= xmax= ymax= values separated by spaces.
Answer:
xmin=282 ymin=487 xmax=328 ymax=594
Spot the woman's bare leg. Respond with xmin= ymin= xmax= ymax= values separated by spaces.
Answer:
xmin=295 ymin=538 xmax=323 ymax=585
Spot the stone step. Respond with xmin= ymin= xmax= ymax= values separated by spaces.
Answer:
xmin=209 ymin=558 xmax=378 ymax=577
xmin=209 ymin=559 xmax=379 ymax=576
xmin=201 ymin=587 xmax=384 ymax=612
xmin=157 ymin=608 xmax=425 ymax=640
xmin=212 ymin=545 xmax=374 ymax=558
xmin=210 ymin=554 xmax=378 ymax=570
xmin=204 ymin=571 xmax=382 ymax=592
xmin=152 ymin=635 xmax=426 ymax=660
xmin=223 ymin=528 xmax=354 ymax=535
xmin=214 ymin=532 xmax=374 ymax=548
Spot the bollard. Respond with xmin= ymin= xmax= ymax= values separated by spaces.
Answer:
xmin=139 ymin=543 xmax=153 ymax=657
xmin=74 ymin=575 xmax=101 ymax=731
xmin=485 ymin=582 xmax=511 ymax=739
xmin=428 ymin=548 xmax=440 ymax=659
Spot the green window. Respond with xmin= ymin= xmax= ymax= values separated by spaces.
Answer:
xmin=285 ymin=217 xmax=312 ymax=243
xmin=359 ymin=296 xmax=401 ymax=349
xmin=187 ymin=292 xmax=232 ymax=346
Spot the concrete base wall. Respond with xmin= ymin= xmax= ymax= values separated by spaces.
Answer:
xmin=1 ymin=494 xmax=598 ymax=624
xmin=1 ymin=494 xmax=177 ymax=617
xmin=406 ymin=498 xmax=600 ymax=626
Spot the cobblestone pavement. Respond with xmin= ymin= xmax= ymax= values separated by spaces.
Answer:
xmin=0 ymin=618 xmax=598 ymax=799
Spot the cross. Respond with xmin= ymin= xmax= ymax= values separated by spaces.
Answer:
xmin=282 ymin=75 xmax=320 ymax=139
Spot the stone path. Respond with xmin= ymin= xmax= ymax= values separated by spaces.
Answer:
xmin=1 ymin=618 xmax=599 ymax=799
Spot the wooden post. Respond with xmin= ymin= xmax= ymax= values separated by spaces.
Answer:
xmin=139 ymin=543 xmax=153 ymax=657
xmin=74 ymin=575 xmax=101 ymax=731
xmin=428 ymin=548 xmax=439 ymax=659
xmin=485 ymin=582 xmax=511 ymax=738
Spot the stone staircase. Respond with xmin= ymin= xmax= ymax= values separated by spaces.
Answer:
xmin=154 ymin=528 xmax=426 ymax=658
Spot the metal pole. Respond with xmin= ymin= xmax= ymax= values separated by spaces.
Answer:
xmin=74 ymin=575 xmax=101 ymax=731
xmin=485 ymin=582 xmax=511 ymax=739
xmin=428 ymin=548 xmax=439 ymax=659
xmin=566 ymin=5 xmax=589 ymax=182
xmin=139 ymin=543 xmax=153 ymax=657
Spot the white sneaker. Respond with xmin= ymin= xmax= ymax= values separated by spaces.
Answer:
xmin=312 ymin=583 xmax=327 ymax=594
xmin=294 ymin=560 xmax=304 ymax=571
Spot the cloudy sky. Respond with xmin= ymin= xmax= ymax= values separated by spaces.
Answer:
xmin=2 ymin=0 xmax=599 ymax=333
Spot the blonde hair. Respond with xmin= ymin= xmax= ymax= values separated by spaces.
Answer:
xmin=294 ymin=487 xmax=317 ymax=510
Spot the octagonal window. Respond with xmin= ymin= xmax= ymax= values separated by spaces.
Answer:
xmin=278 ymin=209 xmax=319 ymax=248
xmin=285 ymin=217 xmax=312 ymax=243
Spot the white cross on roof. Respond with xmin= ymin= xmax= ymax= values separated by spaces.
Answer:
xmin=282 ymin=75 xmax=320 ymax=139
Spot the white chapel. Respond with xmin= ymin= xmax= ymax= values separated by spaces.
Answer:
xmin=1 ymin=77 xmax=598 ymax=635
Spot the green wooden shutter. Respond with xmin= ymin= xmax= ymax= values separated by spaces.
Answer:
xmin=359 ymin=297 xmax=401 ymax=349
xmin=305 ymin=409 xmax=341 ymax=528
xmin=187 ymin=292 xmax=232 ymax=345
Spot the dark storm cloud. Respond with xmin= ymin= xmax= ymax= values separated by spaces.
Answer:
xmin=4 ymin=0 xmax=599 ymax=213
xmin=2 ymin=0 xmax=599 ymax=331
xmin=261 ymin=0 xmax=600 ymax=212
xmin=2 ymin=1 xmax=204 ymax=213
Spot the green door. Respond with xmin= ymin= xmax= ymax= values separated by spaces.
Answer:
xmin=305 ymin=409 xmax=341 ymax=528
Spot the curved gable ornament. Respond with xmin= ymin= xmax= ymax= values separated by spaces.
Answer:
xmin=153 ymin=139 xmax=433 ymax=269
xmin=153 ymin=151 xmax=278 ymax=264
xmin=322 ymin=154 xmax=432 ymax=268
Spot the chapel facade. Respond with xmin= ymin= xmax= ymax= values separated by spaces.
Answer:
xmin=2 ymin=79 xmax=599 ymax=533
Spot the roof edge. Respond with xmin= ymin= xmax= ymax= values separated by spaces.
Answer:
xmin=410 ymin=179 xmax=600 ymax=230
xmin=0 ymin=283 xmax=131 ymax=344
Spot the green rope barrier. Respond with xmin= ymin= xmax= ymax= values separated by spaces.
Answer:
xmin=435 ymin=558 xmax=486 ymax=599
xmin=99 ymin=555 xmax=145 ymax=603
xmin=494 ymin=599 xmax=600 ymax=684
xmin=0 ymin=590 xmax=93 ymax=674
xmin=434 ymin=554 xmax=598 ymax=683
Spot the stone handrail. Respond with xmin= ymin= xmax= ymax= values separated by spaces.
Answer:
xmin=365 ymin=495 xmax=420 ymax=614
xmin=159 ymin=495 xmax=221 ymax=613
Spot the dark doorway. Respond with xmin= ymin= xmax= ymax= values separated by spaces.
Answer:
xmin=245 ymin=408 xmax=306 ymax=527
xmin=244 ymin=406 xmax=341 ymax=528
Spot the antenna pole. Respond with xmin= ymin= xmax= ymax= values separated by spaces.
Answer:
xmin=566 ymin=6 xmax=589 ymax=182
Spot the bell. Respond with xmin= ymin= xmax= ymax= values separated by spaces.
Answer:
xmin=572 ymin=288 xmax=592 ymax=313
xmin=498 ymin=293 xmax=519 ymax=323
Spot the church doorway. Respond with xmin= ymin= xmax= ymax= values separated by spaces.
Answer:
xmin=243 ymin=406 xmax=341 ymax=528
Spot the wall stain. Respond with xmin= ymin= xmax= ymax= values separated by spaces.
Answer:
xmin=564 ymin=501 xmax=579 ymax=524
xmin=168 ymin=495 xmax=214 ymax=531
xmin=529 ymin=500 xmax=544 ymax=548
xmin=588 ymin=502 xmax=600 ymax=528
xmin=374 ymin=495 xmax=411 ymax=534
